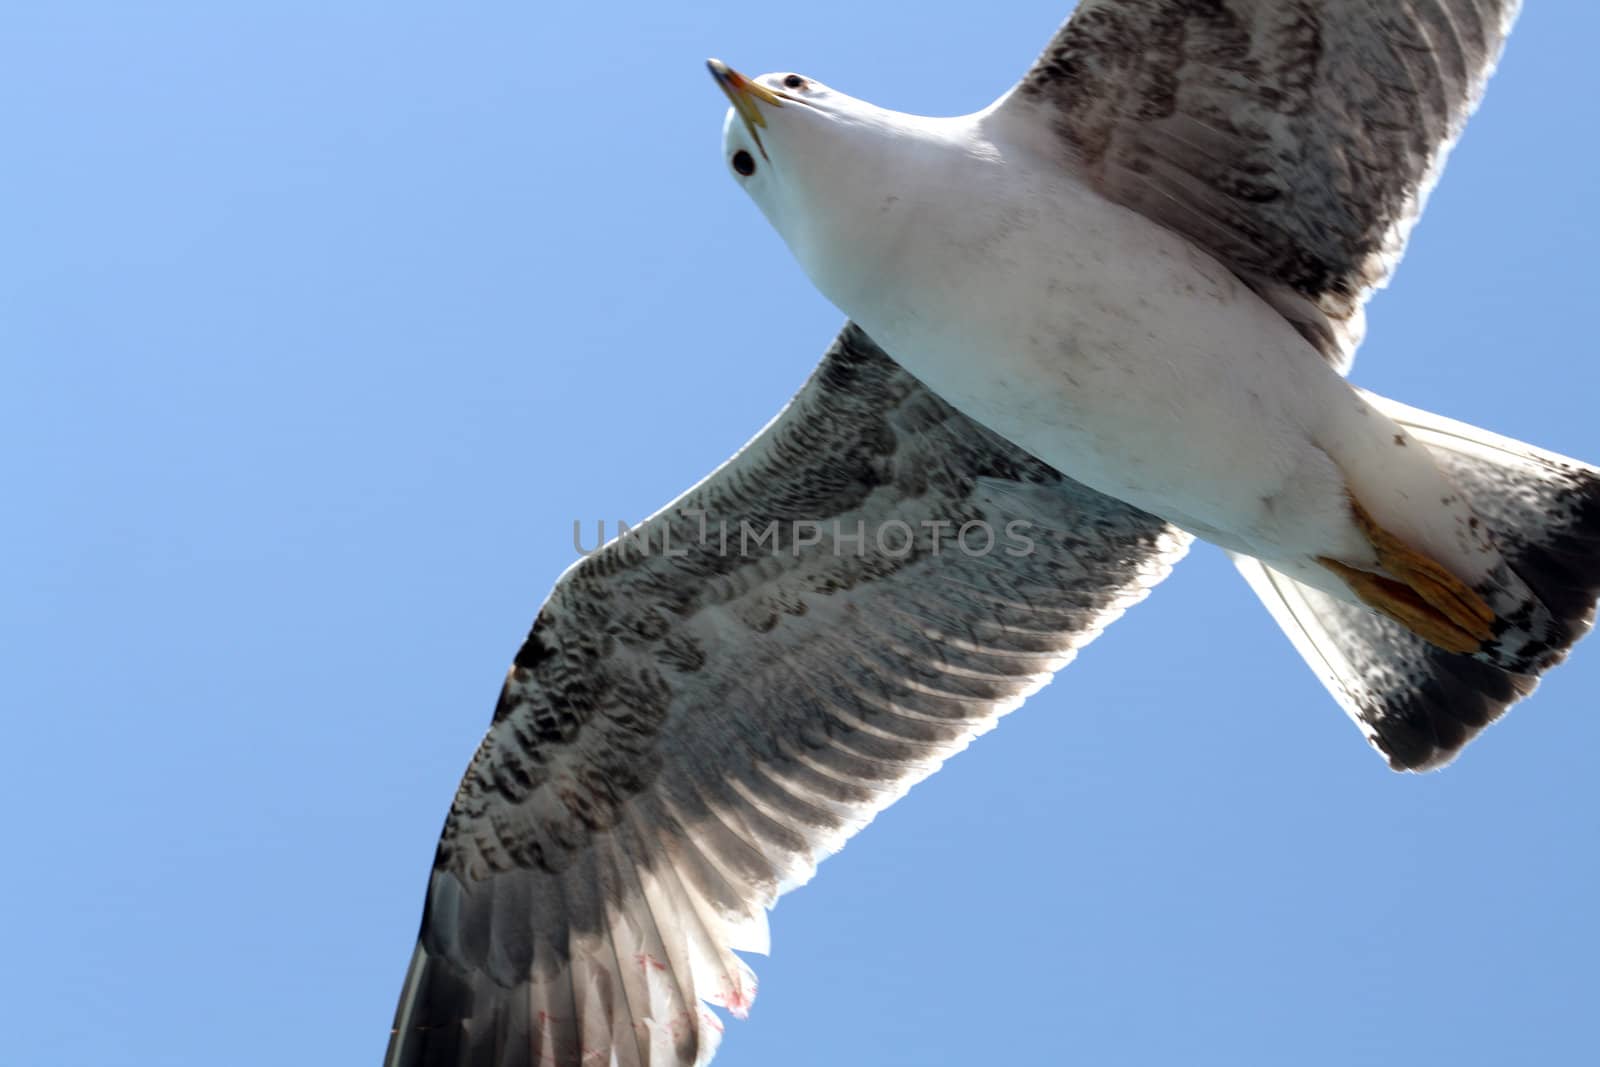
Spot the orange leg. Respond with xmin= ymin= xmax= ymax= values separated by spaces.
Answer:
xmin=1318 ymin=496 xmax=1495 ymax=656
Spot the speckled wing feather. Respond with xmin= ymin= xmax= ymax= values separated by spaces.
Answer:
xmin=1002 ymin=0 xmax=1521 ymax=371
xmin=385 ymin=325 xmax=1190 ymax=1067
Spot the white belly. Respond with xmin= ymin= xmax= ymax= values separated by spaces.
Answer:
xmin=807 ymin=144 xmax=1368 ymax=558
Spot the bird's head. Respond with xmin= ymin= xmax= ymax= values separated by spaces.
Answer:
xmin=707 ymin=58 xmax=921 ymax=308
xmin=708 ymin=60 xmax=843 ymax=233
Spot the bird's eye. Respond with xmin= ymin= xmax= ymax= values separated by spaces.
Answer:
xmin=732 ymin=149 xmax=756 ymax=176
xmin=783 ymin=74 xmax=806 ymax=90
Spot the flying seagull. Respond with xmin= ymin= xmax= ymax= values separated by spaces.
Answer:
xmin=387 ymin=3 xmax=1599 ymax=1064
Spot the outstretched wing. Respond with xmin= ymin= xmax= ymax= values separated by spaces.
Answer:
xmin=999 ymin=0 xmax=1521 ymax=371
xmin=386 ymin=325 xmax=1190 ymax=1067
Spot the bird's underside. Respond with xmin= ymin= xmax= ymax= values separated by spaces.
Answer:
xmin=383 ymin=3 xmax=1600 ymax=1066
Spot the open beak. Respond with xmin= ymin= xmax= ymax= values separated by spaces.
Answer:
xmin=707 ymin=58 xmax=783 ymax=157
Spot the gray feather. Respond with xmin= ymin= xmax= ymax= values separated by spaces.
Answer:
xmin=385 ymin=326 xmax=1189 ymax=1066
xmin=1004 ymin=0 xmax=1521 ymax=371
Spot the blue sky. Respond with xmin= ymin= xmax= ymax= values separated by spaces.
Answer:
xmin=6 ymin=3 xmax=1599 ymax=1065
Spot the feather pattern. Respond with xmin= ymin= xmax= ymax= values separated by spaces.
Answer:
xmin=1002 ymin=0 xmax=1521 ymax=370
xmin=385 ymin=325 xmax=1190 ymax=1066
xmin=1233 ymin=393 xmax=1600 ymax=771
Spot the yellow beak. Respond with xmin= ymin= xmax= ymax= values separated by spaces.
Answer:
xmin=707 ymin=58 xmax=783 ymax=155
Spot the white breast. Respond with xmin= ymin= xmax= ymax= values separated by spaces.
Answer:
xmin=794 ymin=111 xmax=1366 ymax=553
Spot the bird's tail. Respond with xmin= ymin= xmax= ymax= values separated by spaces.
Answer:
xmin=1234 ymin=392 xmax=1600 ymax=771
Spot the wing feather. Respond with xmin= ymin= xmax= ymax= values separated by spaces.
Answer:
xmin=385 ymin=325 xmax=1189 ymax=1066
xmin=1000 ymin=0 xmax=1521 ymax=371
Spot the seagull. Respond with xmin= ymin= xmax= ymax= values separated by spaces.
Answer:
xmin=387 ymin=3 xmax=1599 ymax=1064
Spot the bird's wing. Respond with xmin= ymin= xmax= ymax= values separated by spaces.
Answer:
xmin=386 ymin=325 xmax=1190 ymax=1067
xmin=996 ymin=0 xmax=1520 ymax=371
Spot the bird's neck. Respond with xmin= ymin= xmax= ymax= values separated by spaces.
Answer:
xmin=778 ymin=113 xmax=998 ymax=322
